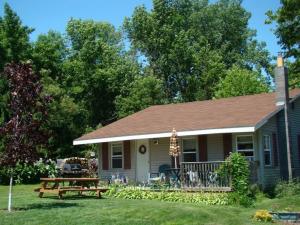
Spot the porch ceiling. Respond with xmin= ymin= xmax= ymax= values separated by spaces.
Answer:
xmin=74 ymin=89 xmax=300 ymax=145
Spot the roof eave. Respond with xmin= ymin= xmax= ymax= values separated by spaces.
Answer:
xmin=73 ymin=126 xmax=256 ymax=145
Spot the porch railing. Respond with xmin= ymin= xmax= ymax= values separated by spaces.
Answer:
xmin=180 ymin=161 xmax=231 ymax=191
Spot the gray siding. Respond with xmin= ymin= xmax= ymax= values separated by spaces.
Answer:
xmin=207 ymin=134 xmax=224 ymax=161
xmin=260 ymin=116 xmax=281 ymax=187
xmin=149 ymin=138 xmax=171 ymax=173
xmin=289 ymin=98 xmax=300 ymax=177
xmin=276 ymin=97 xmax=300 ymax=179
xmin=98 ymin=140 xmax=136 ymax=181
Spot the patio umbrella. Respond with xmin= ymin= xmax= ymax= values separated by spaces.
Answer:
xmin=169 ymin=128 xmax=180 ymax=168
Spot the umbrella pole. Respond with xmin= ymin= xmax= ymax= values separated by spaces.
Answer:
xmin=174 ymin=157 xmax=177 ymax=169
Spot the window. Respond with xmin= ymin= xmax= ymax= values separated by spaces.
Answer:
xmin=263 ymin=135 xmax=271 ymax=166
xmin=236 ymin=135 xmax=254 ymax=161
xmin=182 ymin=138 xmax=197 ymax=162
xmin=111 ymin=143 xmax=123 ymax=169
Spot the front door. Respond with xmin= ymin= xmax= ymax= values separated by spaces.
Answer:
xmin=136 ymin=139 xmax=150 ymax=182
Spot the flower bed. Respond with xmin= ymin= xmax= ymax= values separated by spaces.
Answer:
xmin=103 ymin=187 xmax=230 ymax=205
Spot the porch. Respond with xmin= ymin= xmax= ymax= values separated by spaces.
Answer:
xmin=98 ymin=133 xmax=259 ymax=190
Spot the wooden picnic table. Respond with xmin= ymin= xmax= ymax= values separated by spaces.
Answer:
xmin=35 ymin=178 xmax=108 ymax=199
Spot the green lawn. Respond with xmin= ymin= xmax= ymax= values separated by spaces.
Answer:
xmin=0 ymin=185 xmax=299 ymax=225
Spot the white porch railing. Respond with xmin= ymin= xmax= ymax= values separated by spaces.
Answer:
xmin=180 ymin=161 xmax=231 ymax=191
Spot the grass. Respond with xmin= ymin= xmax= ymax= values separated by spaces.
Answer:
xmin=0 ymin=185 xmax=299 ymax=225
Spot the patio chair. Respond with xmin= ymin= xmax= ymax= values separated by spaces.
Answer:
xmin=148 ymin=172 xmax=166 ymax=184
xmin=147 ymin=164 xmax=170 ymax=186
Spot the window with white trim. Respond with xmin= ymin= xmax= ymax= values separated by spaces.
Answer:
xmin=263 ymin=135 xmax=271 ymax=166
xmin=236 ymin=135 xmax=254 ymax=161
xmin=111 ymin=143 xmax=123 ymax=169
xmin=182 ymin=138 xmax=197 ymax=162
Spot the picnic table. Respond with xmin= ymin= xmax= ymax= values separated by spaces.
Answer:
xmin=34 ymin=178 xmax=108 ymax=199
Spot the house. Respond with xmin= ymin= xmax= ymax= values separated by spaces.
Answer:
xmin=74 ymin=57 xmax=300 ymax=189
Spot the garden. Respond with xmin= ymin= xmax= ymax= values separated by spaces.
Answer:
xmin=1 ymin=181 xmax=300 ymax=225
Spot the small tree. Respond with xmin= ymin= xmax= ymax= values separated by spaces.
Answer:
xmin=0 ymin=63 xmax=50 ymax=212
xmin=218 ymin=152 xmax=252 ymax=206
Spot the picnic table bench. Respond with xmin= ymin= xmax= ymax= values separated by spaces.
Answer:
xmin=34 ymin=178 xmax=108 ymax=199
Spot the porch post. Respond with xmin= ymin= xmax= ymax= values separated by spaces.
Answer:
xmin=97 ymin=143 xmax=101 ymax=178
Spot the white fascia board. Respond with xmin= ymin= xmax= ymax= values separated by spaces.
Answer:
xmin=73 ymin=126 xmax=255 ymax=145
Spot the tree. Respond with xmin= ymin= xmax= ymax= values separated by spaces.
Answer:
xmin=32 ymin=31 xmax=88 ymax=158
xmin=0 ymin=3 xmax=33 ymax=154
xmin=266 ymin=0 xmax=300 ymax=87
xmin=124 ymin=0 xmax=271 ymax=101
xmin=115 ymin=75 xmax=166 ymax=118
xmin=214 ymin=65 xmax=270 ymax=98
xmin=0 ymin=3 xmax=33 ymax=69
xmin=63 ymin=19 xmax=139 ymax=127
xmin=0 ymin=63 xmax=50 ymax=211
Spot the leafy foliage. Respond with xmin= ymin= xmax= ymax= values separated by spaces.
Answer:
xmin=218 ymin=152 xmax=253 ymax=206
xmin=0 ymin=3 xmax=33 ymax=68
xmin=214 ymin=65 xmax=270 ymax=98
xmin=105 ymin=187 xmax=230 ymax=205
xmin=124 ymin=0 xmax=271 ymax=101
xmin=0 ymin=4 xmax=34 ymax=154
xmin=115 ymin=75 xmax=166 ymax=118
xmin=274 ymin=180 xmax=300 ymax=198
xmin=0 ymin=63 xmax=51 ymax=167
xmin=0 ymin=160 xmax=57 ymax=184
xmin=266 ymin=0 xmax=300 ymax=88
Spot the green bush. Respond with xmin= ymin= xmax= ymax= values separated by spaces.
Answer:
xmin=218 ymin=152 xmax=253 ymax=206
xmin=0 ymin=159 xmax=57 ymax=184
xmin=275 ymin=180 xmax=300 ymax=198
xmin=104 ymin=187 xmax=230 ymax=205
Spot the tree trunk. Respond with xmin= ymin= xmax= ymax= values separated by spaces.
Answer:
xmin=8 ymin=175 xmax=13 ymax=212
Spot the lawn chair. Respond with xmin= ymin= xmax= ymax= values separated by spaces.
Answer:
xmin=147 ymin=164 xmax=171 ymax=187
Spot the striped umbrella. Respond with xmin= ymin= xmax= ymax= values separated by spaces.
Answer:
xmin=169 ymin=128 xmax=180 ymax=168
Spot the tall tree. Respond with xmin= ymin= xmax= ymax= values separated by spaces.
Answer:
xmin=0 ymin=63 xmax=50 ymax=211
xmin=64 ymin=19 xmax=140 ymax=127
xmin=0 ymin=3 xmax=33 ymax=69
xmin=266 ymin=0 xmax=300 ymax=88
xmin=0 ymin=3 xmax=33 ymax=154
xmin=124 ymin=0 xmax=271 ymax=101
xmin=32 ymin=31 xmax=87 ymax=158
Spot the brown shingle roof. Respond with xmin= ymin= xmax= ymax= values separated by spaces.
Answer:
xmin=74 ymin=89 xmax=300 ymax=144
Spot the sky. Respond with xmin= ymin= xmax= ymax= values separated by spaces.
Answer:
xmin=0 ymin=0 xmax=281 ymax=56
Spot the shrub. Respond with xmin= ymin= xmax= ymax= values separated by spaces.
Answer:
xmin=104 ymin=187 xmax=230 ymax=205
xmin=218 ymin=152 xmax=253 ymax=206
xmin=275 ymin=180 xmax=300 ymax=198
xmin=0 ymin=159 xmax=57 ymax=184
xmin=253 ymin=210 xmax=273 ymax=222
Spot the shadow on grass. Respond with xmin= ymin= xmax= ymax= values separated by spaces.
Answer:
xmin=13 ymin=202 xmax=80 ymax=211
xmin=41 ymin=194 xmax=104 ymax=200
